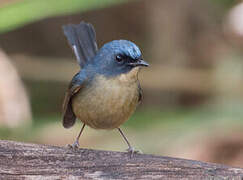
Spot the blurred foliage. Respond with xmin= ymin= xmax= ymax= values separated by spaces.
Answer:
xmin=211 ymin=0 xmax=237 ymax=9
xmin=0 ymin=0 xmax=129 ymax=34
xmin=24 ymin=80 xmax=66 ymax=116
xmin=1 ymin=105 xmax=243 ymax=143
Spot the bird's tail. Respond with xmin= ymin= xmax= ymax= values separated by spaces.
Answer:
xmin=63 ymin=22 xmax=98 ymax=68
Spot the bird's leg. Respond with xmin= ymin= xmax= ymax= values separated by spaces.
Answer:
xmin=117 ymin=128 xmax=141 ymax=157
xmin=68 ymin=124 xmax=85 ymax=150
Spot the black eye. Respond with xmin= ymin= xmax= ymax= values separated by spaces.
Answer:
xmin=116 ymin=55 xmax=123 ymax=63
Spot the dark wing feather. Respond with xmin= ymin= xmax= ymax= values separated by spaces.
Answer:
xmin=138 ymin=82 xmax=143 ymax=103
xmin=62 ymin=85 xmax=81 ymax=128
xmin=62 ymin=73 xmax=86 ymax=128
xmin=63 ymin=22 xmax=98 ymax=67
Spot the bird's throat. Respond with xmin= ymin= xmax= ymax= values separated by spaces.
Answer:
xmin=118 ymin=67 xmax=140 ymax=84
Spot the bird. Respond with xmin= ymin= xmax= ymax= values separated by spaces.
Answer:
xmin=62 ymin=22 xmax=149 ymax=156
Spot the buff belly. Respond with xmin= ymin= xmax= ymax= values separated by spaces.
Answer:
xmin=72 ymin=71 xmax=139 ymax=129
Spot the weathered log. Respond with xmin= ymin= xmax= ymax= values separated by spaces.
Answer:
xmin=0 ymin=140 xmax=242 ymax=179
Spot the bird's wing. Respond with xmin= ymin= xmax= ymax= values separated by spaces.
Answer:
xmin=63 ymin=22 xmax=98 ymax=68
xmin=138 ymin=82 xmax=143 ymax=103
xmin=62 ymin=73 xmax=86 ymax=128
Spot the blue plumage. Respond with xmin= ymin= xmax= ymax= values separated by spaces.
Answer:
xmin=96 ymin=40 xmax=142 ymax=60
xmin=92 ymin=40 xmax=144 ymax=77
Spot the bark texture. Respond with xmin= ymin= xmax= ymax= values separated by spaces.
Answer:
xmin=0 ymin=140 xmax=243 ymax=179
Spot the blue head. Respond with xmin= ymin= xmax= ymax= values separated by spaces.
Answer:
xmin=93 ymin=40 xmax=149 ymax=77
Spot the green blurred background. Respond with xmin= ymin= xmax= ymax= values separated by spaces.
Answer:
xmin=1 ymin=0 xmax=243 ymax=167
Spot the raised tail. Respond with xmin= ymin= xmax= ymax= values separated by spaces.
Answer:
xmin=63 ymin=22 xmax=98 ymax=67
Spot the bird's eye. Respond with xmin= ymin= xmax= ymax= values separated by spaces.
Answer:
xmin=116 ymin=55 xmax=123 ymax=63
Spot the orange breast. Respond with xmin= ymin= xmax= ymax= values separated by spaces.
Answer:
xmin=72 ymin=67 xmax=140 ymax=129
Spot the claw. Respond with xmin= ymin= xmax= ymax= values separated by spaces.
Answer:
xmin=126 ymin=147 xmax=142 ymax=158
xmin=67 ymin=140 xmax=79 ymax=150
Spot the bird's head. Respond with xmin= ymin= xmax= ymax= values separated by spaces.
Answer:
xmin=94 ymin=40 xmax=149 ymax=77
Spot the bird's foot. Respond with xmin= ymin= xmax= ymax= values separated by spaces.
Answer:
xmin=126 ymin=147 xmax=142 ymax=158
xmin=67 ymin=140 xmax=79 ymax=150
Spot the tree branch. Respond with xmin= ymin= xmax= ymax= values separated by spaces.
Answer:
xmin=0 ymin=140 xmax=242 ymax=179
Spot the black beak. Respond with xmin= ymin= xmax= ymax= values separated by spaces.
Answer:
xmin=129 ymin=59 xmax=149 ymax=67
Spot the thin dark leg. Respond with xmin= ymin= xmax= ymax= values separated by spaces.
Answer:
xmin=76 ymin=123 xmax=86 ymax=142
xmin=69 ymin=124 xmax=85 ymax=149
xmin=118 ymin=128 xmax=132 ymax=149
xmin=118 ymin=128 xmax=140 ymax=157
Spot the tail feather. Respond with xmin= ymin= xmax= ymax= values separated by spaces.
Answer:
xmin=63 ymin=22 xmax=98 ymax=67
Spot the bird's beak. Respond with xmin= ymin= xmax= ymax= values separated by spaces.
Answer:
xmin=129 ymin=59 xmax=149 ymax=67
